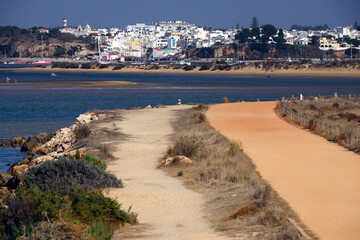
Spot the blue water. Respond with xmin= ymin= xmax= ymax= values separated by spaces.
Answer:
xmin=1 ymin=71 xmax=360 ymax=172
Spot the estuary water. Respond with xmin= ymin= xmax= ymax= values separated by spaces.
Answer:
xmin=0 ymin=71 xmax=359 ymax=172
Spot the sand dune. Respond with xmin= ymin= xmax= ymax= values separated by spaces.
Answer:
xmin=207 ymin=102 xmax=360 ymax=240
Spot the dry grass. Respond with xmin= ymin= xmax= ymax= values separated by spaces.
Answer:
xmin=73 ymin=110 xmax=125 ymax=160
xmin=18 ymin=219 xmax=92 ymax=240
xmin=280 ymin=97 xmax=360 ymax=153
xmin=162 ymin=105 xmax=316 ymax=239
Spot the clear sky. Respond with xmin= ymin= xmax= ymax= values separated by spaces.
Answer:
xmin=0 ymin=0 xmax=359 ymax=29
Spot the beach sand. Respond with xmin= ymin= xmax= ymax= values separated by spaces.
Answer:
xmin=207 ymin=102 xmax=360 ymax=240
xmin=0 ymin=81 xmax=136 ymax=88
xmin=4 ymin=66 xmax=360 ymax=78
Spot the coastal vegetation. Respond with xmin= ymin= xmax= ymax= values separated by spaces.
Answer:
xmin=277 ymin=96 xmax=360 ymax=153
xmin=0 ymin=155 xmax=136 ymax=240
xmin=161 ymin=106 xmax=315 ymax=239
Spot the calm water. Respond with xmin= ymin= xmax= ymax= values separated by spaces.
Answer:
xmin=1 ymin=71 xmax=359 ymax=172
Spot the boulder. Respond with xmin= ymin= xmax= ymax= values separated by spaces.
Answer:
xmin=0 ymin=187 xmax=11 ymax=203
xmin=0 ymin=140 xmax=12 ymax=148
xmin=161 ymin=155 xmax=193 ymax=166
xmin=10 ymin=136 xmax=23 ymax=147
xmin=145 ymin=105 xmax=152 ymax=109
xmin=7 ymin=164 xmax=28 ymax=189
xmin=0 ymin=173 xmax=12 ymax=186
xmin=21 ymin=136 xmax=41 ymax=152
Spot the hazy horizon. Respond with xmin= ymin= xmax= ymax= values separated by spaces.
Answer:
xmin=1 ymin=0 xmax=359 ymax=30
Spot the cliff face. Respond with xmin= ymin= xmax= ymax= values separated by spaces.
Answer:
xmin=0 ymin=37 xmax=88 ymax=58
xmin=0 ymin=26 xmax=90 ymax=58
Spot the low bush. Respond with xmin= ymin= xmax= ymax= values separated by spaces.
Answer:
xmin=199 ymin=65 xmax=212 ymax=71
xmin=0 ymin=186 xmax=136 ymax=240
xmin=167 ymin=134 xmax=201 ymax=158
xmin=81 ymin=63 xmax=92 ymax=69
xmin=70 ymin=189 xmax=136 ymax=224
xmin=87 ymin=220 xmax=114 ymax=240
xmin=24 ymin=157 xmax=122 ymax=195
xmin=192 ymin=104 xmax=209 ymax=111
xmin=75 ymin=124 xmax=91 ymax=139
xmin=183 ymin=65 xmax=195 ymax=71
xmin=83 ymin=154 xmax=107 ymax=170
xmin=222 ymin=97 xmax=229 ymax=103
xmin=112 ymin=64 xmax=126 ymax=70
xmin=99 ymin=64 xmax=108 ymax=69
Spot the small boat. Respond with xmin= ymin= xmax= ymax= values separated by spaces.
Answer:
xmin=30 ymin=35 xmax=51 ymax=65
xmin=51 ymin=73 xmax=56 ymax=77
xmin=30 ymin=61 xmax=52 ymax=65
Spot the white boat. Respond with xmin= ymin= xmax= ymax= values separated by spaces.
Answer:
xmin=30 ymin=35 xmax=51 ymax=65
xmin=51 ymin=73 xmax=56 ymax=77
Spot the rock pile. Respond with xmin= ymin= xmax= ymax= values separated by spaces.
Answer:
xmin=0 ymin=112 xmax=100 ymax=194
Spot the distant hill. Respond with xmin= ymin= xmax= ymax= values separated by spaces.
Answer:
xmin=0 ymin=26 xmax=92 ymax=58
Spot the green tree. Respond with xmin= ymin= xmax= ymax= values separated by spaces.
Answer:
xmin=235 ymin=28 xmax=251 ymax=43
xmin=354 ymin=21 xmax=359 ymax=29
xmin=310 ymin=36 xmax=319 ymax=46
xmin=278 ymin=28 xmax=284 ymax=38
xmin=262 ymin=24 xmax=277 ymax=37
xmin=250 ymin=27 xmax=260 ymax=38
xmin=251 ymin=16 xmax=258 ymax=29
xmin=345 ymin=48 xmax=358 ymax=56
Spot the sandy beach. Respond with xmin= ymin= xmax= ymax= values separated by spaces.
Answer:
xmin=3 ymin=66 xmax=360 ymax=78
xmin=0 ymin=80 xmax=136 ymax=88
xmin=207 ymin=102 xmax=360 ymax=240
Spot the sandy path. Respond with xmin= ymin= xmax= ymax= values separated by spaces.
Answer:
xmin=106 ymin=106 xmax=232 ymax=240
xmin=207 ymin=102 xmax=360 ymax=240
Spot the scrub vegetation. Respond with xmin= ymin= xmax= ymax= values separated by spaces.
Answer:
xmin=0 ymin=155 xmax=136 ymax=240
xmin=278 ymin=96 xmax=360 ymax=153
xmin=162 ymin=105 xmax=316 ymax=239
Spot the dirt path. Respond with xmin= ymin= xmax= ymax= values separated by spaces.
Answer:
xmin=207 ymin=102 xmax=360 ymax=240
xmin=105 ymin=106 xmax=233 ymax=240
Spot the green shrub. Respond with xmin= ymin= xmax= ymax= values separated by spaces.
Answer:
xmin=70 ymin=189 xmax=137 ymax=224
xmin=183 ymin=65 xmax=195 ymax=71
xmin=24 ymin=157 xmax=122 ymax=195
xmin=199 ymin=65 xmax=212 ymax=71
xmin=87 ymin=220 xmax=114 ymax=240
xmin=99 ymin=64 xmax=108 ymax=69
xmin=0 ymin=186 xmax=66 ymax=239
xmin=83 ymin=154 xmax=107 ymax=170
xmin=0 ymin=186 xmax=136 ymax=240
xmin=81 ymin=63 xmax=92 ymax=69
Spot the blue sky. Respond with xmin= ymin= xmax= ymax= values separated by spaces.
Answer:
xmin=0 ymin=0 xmax=359 ymax=29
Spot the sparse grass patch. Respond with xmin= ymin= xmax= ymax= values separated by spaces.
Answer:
xmin=75 ymin=124 xmax=91 ymax=140
xmin=161 ymin=107 xmax=314 ymax=239
xmin=280 ymin=97 xmax=360 ymax=153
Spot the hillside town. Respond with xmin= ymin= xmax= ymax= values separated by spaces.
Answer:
xmin=0 ymin=18 xmax=359 ymax=62
xmin=54 ymin=18 xmax=360 ymax=61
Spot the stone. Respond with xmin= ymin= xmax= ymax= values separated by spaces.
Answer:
xmin=21 ymin=136 xmax=41 ymax=152
xmin=10 ymin=136 xmax=23 ymax=147
xmin=7 ymin=164 xmax=29 ymax=189
xmin=161 ymin=155 xmax=193 ymax=166
xmin=0 ymin=141 xmax=12 ymax=147
xmin=145 ymin=105 xmax=152 ymax=109
xmin=0 ymin=173 xmax=12 ymax=186
xmin=0 ymin=187 xmax=11 ymax=203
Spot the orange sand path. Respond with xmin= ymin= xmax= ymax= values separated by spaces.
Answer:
xmin=207 ymin=102 xmax=360 ymax=240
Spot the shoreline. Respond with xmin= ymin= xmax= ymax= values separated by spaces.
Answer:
xmin=3 ymin=66 xmax=360 ymax=78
